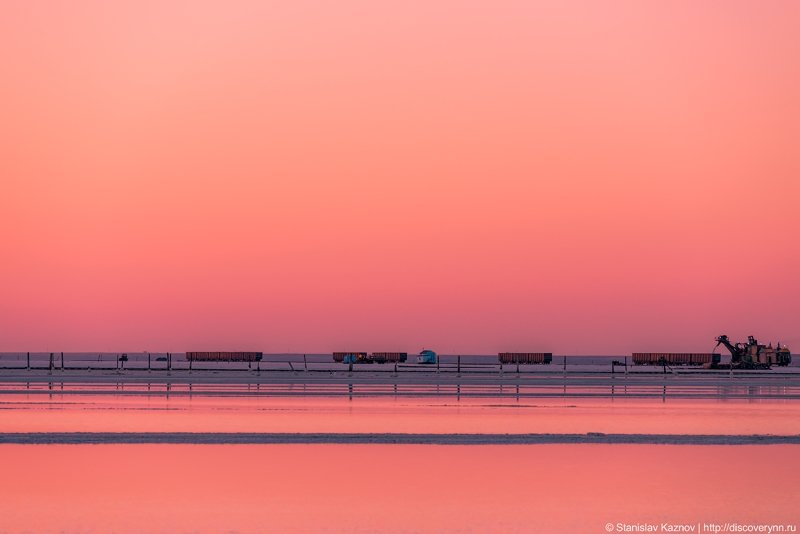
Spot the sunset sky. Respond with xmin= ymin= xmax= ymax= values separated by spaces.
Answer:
xmin=1 ymin=1 xmax=798 ymax=354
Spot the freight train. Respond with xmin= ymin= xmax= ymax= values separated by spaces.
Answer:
xmin=632 ymin=353 xmax=720 ymax=366
xmin=331 ymin=351 xmax=432 ymax=364
xmin=185 ymin=352 xmax=263 ymax=362
xmin=498 ymin=353 xmax=553 ymax=364
xmin=632 ymin=335 xmax=792 ymax=369
xmin=332 ymin=352 xmax=407 ymax=364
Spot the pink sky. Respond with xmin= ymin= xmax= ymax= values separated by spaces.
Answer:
xmin=1 ymin=1 xmax=798 ymax=354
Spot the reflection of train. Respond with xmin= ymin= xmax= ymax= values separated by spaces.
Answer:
xmin=332 ymin=352 xmax=407 ymax=364
xmin=498 ymin=353 xmax=552 ymax=364
xmin=186 ymin=352 xmax=263 ymax=362
xmin=632 ymin=353 xmax=719 ymax=366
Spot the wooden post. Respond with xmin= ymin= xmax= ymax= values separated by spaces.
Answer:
xmin=457 ymin=355 xmax=461 ymax=375
xmin=27 ymin=352 xmax=30 ymax=370
xmin=189 ymin=355 xmax=192 ymax=372
xmin=148 ymin=352 xmax=151 ymax=372
xmin=61 ymin=352 xmax=64 ymax=371
xmin=49 ymin=352 xmax=54 ymax=373
xmin=303 ymin=354 xmax=308 ymax=372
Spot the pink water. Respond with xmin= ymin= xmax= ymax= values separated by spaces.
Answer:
xmin=2 ymin=393 xmax=800 ymax=435
xmin=0 ymin=444 xmax=797 ymax=533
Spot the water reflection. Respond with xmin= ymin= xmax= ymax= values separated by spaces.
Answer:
xmin=3 ymin=381 xmax=799 ymax=398
xmin=1 ymin=392 xmax=799 ymax=436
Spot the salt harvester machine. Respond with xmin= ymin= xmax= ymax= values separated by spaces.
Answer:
xmin=714 ymin=335 xmax=791 ymax=369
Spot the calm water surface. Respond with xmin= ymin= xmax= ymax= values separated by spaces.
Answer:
xmin=2 ymin=392 xmax=800 ymax=435
xmin=0 ymin=444 xmax=797 ymax=533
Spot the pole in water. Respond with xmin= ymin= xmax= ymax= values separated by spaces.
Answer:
xmin=61 ymin=352 xmax=64 ymax=371
xmin=148 ymin=352 xmax=151 ymax=372
xmin=303 ymin=354 xmax=308 ymax=372
xmin=27 ymin=352 xmax=30 ymax=370
xmin=457 ymin=355 xmax=461 ymax=375
xmin=49 ymin=352 xmax=54 ymax=373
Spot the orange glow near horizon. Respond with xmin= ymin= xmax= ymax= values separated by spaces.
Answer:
xmin=1 ymin=1 xmax=798 ymax=353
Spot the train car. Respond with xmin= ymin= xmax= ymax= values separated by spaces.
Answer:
xmin=185 ymin=351 xmax=263 ymax=362
xmin=369 ymin=352 xmax=408 ymax=364
xmin=417 ymin=349 xmax=437 ymax=364
xmin=631 ymin=353 xmax=720 ymax=366
xmin=332 ymin=352 xmax=369 ymax=364
xmin=498 ymin=352 xmax=553 ymax=365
